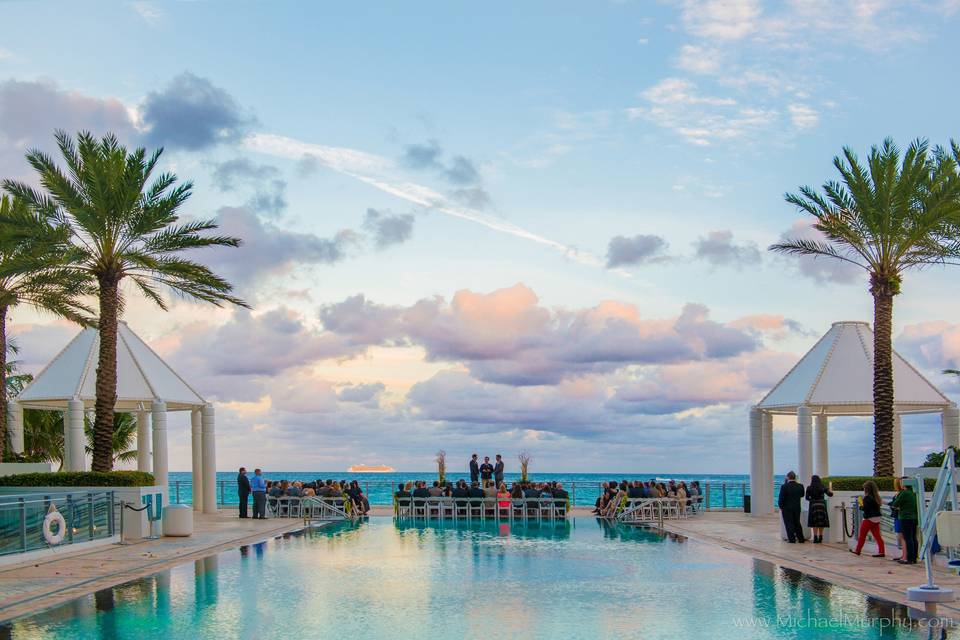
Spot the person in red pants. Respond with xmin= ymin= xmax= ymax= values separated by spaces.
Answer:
xmin=852 ymin=481 xmax=885 ymax=557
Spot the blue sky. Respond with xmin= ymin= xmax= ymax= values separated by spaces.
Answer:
xmin=2 ymin=0 xmax=960 ymax=474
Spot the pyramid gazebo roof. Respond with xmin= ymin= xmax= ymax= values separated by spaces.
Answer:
xmin=17 ymin=322 xmax=204 ymax=412
xmin=756 ymin=321 xmax=950 ymax=416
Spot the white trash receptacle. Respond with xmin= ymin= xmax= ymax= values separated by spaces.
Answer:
xmin=163 ymin=504 xmax=194 ymax=537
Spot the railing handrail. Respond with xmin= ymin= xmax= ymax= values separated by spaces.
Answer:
xmin=0 ymin=489 xmax=116 ymax=506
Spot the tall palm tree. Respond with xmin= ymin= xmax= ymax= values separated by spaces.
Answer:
xmin=771 ymin=139 xmax=960 ymax=476
xmin=3 ymin=131 xmax=249 ymax=471
xmin=0 ymin=195 xmax=92 ymax=459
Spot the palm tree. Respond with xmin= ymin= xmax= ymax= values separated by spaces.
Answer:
xmin=0 ymin=195 xmax=92 ymax=459
xmin=84 ymin=412 xmax=137 ymax=466
xmin=21 ymin=410 xmax=64 ymax=469
xmin=3 ymin=131 xmax=249 ymax=471
xmin=771 ymin=139 xmax=960 ymax=476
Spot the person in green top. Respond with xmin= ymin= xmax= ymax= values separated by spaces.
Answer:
xmin=890 ymin=480 xmax=919 ymax=564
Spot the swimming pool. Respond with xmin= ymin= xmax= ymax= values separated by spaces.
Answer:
xmin=0 ymin=518 xmax=947 ymax=639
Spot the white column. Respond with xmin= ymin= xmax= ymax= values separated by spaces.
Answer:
xmin=66 ymin=399 xmax=85 ymax=471
xmin=797 ymin=406 xmax=813 ymax=486
xmin=749 ymin=406 xmax=763 ymax=517
xmin=892 ymin=413 xmax=903 ymax=476
xmin=814 ymin=414 xmax=829 ymax=478
xmin=136 ymin=411 xmax=151 ymax=473
xmin=761 ymin=411 xmax=774 ymax=514
xmin=942 ymin=404 xmax=959 ymax=452
xmin=201 ymin=403 xmax=217 ymax=514
xmin=191 ymin=408 xmax=203 ymax=512
xmin=8 ymin=401 xmax=23 ymax=455
xmin=151 ymin=400 xmax=168 ymax=489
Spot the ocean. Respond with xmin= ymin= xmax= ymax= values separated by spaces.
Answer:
xmin=167 ymin=471 xmax=754 ymax=509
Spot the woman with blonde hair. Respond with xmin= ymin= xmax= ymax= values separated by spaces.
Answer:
xmin=851 ymin=481 xmax=885 ymax=557
xmin=497 ymin=482 xmax=511 ymax=517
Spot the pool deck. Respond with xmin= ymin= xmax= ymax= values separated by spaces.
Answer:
xmin=0 ymin=512 xmax=304 ymax=622
xmin=658 ymin=511 xmax=960 ymax=618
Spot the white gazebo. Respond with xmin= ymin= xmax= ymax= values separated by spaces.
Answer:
xmin=7 ymin=321 xmax=218 ymax=514
xmin=749 ymin=320 xmax=956 ymax=516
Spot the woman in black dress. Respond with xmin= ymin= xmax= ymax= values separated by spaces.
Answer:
xmin=805 ymin=475 xmax=833 ymax=543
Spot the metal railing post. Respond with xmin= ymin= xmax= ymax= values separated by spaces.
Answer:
xmin=108 ymin=492 xmax=115 ymax=537
xmin=175 ymin=481 xmax=180 ymax=504
xmin=705 ymin=483 xmax=711 ymax=511
xmin=220 ymin=481 xmax=225 ymax=507
xmin=18 ymin=497 xmax=26 ymax=552
xmin=572 ymin=483 xmax=576 ymax=508
xmin=67 ymin=495 xmax=75 ymax=543
xmin=721 ymin=482 xmax=727 ymax=510
xmin=88 ymin=492 xmax=94 ymax=539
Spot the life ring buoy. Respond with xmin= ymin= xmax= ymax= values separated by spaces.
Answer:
xmin=43 ymin=510 xmax=66 ymax=545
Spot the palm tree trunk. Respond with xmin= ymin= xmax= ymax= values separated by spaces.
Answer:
xmin=92 ymin=275 xmax=120 ymax=472
xmin=871 ymin=274 xmax=896 ymax=477
xmin=0 ymin=305 xmax=7 ymax=461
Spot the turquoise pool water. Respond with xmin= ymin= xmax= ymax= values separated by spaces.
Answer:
xmin=0 ymin=518 xmax=948 ymax=639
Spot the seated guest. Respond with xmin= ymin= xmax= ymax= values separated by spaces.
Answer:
xmin=269 ymin=482 xmax=283 ymax=498
xmin=452 ymin=480 xmax=470 ymax=504
xmin=395 ymin=482 xmax=411 ymax=498
xmin=484 ymin=481 xmax=498 ymax=498
xmin=286 ymin=482 xmax=301 ymax=497
xmin=523 ymin=484 xmax=540 ymax=499
xmin=412 ymin=481 xmax=431 ymax=498
xmin=301 ymin=485 xmax=316 ymax=497
xmin=428 ymin=481 xmax=444 ymax=497
xmin=628 ymin=481 xmax=644 ymax=499
xmin=511 ymin=483 xmax=523 ymax=500
xmin=468 ymin=481 xmax=485 ymax=499
xmin=539 ymin=484 xmax=554 ymax=498
xmin=553 ymin=483 xmax=569 ymax=501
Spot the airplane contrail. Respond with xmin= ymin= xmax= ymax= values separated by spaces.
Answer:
xmin=244 ymin=133 xmax=607 ymax=269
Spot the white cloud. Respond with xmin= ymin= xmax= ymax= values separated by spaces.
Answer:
xmin=680 ymin=0 xmax=763 ymax=41
xmin=675 ymin=44 xmax=723 ymax=74
xmin=0 ymin=49 xmax=12 ymax=61
xmin=129 ymin=1 xmax=162 ymax=24
xmin=788 ymin=103 xmax=819 ymax=129
xmin=640 ymin=78 xmax=735 ymax=107
xmin=629 ymin=79 xmax=776 ymax=145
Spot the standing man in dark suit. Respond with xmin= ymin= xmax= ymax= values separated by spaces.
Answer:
xmin=479 ymin=456 xmax=494 ymax=484
xmin=494 ymin=454 xmax=504 ymax=486
xmin=778 ymin=471 xmax=806 ymax=543
xmin=469 ymin=454 xmax=479 ymax=484
xmin=237 ymin=467 xmax=251 ymax=518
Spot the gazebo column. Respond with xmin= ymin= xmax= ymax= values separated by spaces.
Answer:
xmin=66 ymin=399 xmax=85 ymax=471
xmin=191 ymin=408 xmax=203 ymax=512
xmin=7 ymin=401 xmax=23 ymax=455
xmin=892 ymin=414 xmax=903 ymax=476
xmin=151 ymin=400 xmax=168 ymax=488
xmin=749 ymin=407 xmax=763 ymax=517
xmin=942 ymin=403 xmax=959 ymax=452
xmin=201 ymin=404 xmax=217 ymax=514
xmin=761 ymin=412 xmax=773 ymax=514
xmin=797 ymin=406 xmax=813 ymax=485
xmin=136 ymin=411 xmax=151 ymax=473
xmin=814 ymin=414 xmax=829 ymax=478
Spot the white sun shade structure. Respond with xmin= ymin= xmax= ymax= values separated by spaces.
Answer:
xmin=10 ymin=322 xmax=218 ymax=514
xmin=748 ymin=321 xmax=956 ymax=516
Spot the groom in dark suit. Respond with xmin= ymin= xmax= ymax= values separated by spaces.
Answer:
xmin=778 ymin=471 xmax=806 ymax=543
xmin=469 ymin=454 xmax=479 ymax=483
xmin=237 ymin=467 xmax=251 ymax=518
